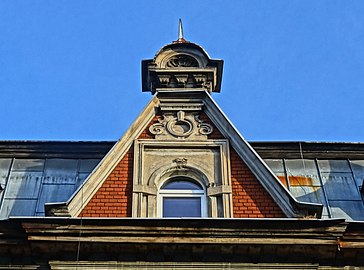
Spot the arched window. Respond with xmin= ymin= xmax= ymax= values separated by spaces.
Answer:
xmin=158 ymin=177 xmax=207 ymax=217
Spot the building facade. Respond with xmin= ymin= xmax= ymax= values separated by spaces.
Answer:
xmin=0 ymin=30 xmax=363 ymax=269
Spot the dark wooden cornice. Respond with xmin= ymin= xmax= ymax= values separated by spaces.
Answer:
xmin=1 ymin=141 xmax=363 ymax=159
xmin=0 ymin=141 xmax=114 ymax=158
xmin=0 ymin=218 xmax=363 ymax=265
xmin=251 ymin=141 xmax=364 ymax=159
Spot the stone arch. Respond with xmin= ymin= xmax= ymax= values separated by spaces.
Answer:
xmin=147 ymin=164 xmax=210 ymax=191
xmin=132 ymin=140 xmax=233 ymax=218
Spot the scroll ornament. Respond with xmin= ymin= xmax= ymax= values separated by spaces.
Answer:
xmin=149 ymin=111 xmax=213 ymax=140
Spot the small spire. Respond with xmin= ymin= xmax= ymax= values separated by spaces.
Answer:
xmin=175 ymin=18 xmax=187 ymax=43
xmin=178 ymin=19 xmax=184 ymax=40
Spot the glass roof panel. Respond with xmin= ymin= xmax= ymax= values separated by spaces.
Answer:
xmin=79 ymin=159 xmax=101 ymax=173
xmin=0 ymin=199 xmax=37 ymax=217
xmin=320 ymin=172 xmax=361 ymax=200
xmin=36 ymin=184 xmax=76 ymax=215
xmin=329 ymin=201 xmax=364 ymax=220
xmin=12 ymin=159 xmax=45 ymax=172
xmin=317 ymin=160 xmax=351 ymax=173
xmin=264 ymin=159 xmax=284 ymax=173
xmin=0 ymin=159 xmax=11 ymax=186
xmin=4 ymin=171 xmax=43 ymax=199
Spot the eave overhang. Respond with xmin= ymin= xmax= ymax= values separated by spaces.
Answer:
xmin=1 ymin=218 xmax=363 ymax=265
xmin=251 ymin=141 xmax=364 ymax=159
xmin=21 ymin=218 xmax=347 ymax=245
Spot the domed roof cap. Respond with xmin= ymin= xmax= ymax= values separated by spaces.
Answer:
xmin=153 ymin=20 xmax=211 ymax=69
xmin=153 ymin=41 xmax=211 ymax=69
xmin=141 ymin=20 xmax=223 ymax=93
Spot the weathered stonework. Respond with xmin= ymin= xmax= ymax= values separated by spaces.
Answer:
xmin=149 ymin=110 xmax=213 ymax=140
xmin=142 ymin=42 xmax=223 ymax=93
xmin=77 ymin=108 xmax=286 ymax=219
xmin=132 ymin=139 xmax=233 ymax=218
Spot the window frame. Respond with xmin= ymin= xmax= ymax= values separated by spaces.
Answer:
xmin=157 ymin=179 xmax=207 ymax=218
xmin=132 ymin=139 xmax=233 ymax=218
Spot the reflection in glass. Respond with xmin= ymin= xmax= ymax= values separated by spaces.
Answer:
xmin=162 ymin=179 xmax=202 ymax=190
xmin=163 ymin=197 xmax=201 ymax=217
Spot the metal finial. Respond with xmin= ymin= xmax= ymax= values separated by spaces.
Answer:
xmin=175 ymin=19 xmax=187 ymax=43
xmin=178 ymin=19 xmax=184 ymax=40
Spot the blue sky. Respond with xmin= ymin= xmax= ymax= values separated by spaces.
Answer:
xmin=1 ymin=1 xmax=364 ymax=142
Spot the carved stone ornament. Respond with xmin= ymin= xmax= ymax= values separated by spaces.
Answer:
xmin=166 ymin=118 xmax=193 ymax=137
xmin=149 ymin=111 xmax=213 ymax=140
xmin=173 ymin=158 xmax=187 ymax=169
xmin=166 ymin=55 xmax=199 ymax=68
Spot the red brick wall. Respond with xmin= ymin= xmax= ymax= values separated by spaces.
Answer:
xmin=79 ymin=114 xmax=161 ymax=217
xmin=138 ymin=114 xmax=161 ymax=139
xmin=230 ymin=148 xmax=285 ymax=218
xmin=79 ymin=147 xmax=133 ymax=217
xmin=79 ymin=114 xmax=162 ymax=217
xmin=199 ymin=112 xmax=225 ymax=139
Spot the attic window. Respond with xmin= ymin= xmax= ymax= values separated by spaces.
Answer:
xmin=132 ymin=140 xmax=233 ymax=218
xmin=166 ymin=55 xmax=199 ymax=68
xmin=158 ymin=177 xmax=207 ymax=217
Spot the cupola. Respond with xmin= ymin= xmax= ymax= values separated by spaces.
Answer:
xmin=142 ymin=20 xmax=223 ymax=94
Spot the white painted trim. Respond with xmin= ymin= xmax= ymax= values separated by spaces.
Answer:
xmin=159 ymin=190 xmax=204 ymax=194
xmin=158 ymin=185 xmax=207 ymax=218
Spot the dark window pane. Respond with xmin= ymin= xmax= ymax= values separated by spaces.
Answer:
xmin=163 ymin=197 xmax=201 ymax=217
xmin=162 ymin=180 xmax=202 ymax=190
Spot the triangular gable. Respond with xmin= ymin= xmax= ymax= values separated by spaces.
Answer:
xmin=46 ymin=91 xmax=322 ymax=218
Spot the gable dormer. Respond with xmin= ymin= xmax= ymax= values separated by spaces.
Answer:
xmin=46 ymin=23 xmax=322 ymax=219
